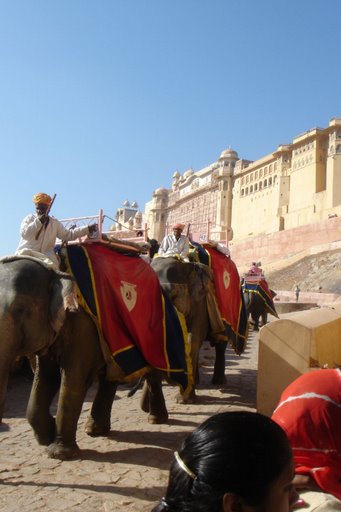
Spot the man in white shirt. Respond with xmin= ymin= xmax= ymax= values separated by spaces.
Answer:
xmin=158 ymin=223 xmax=190 ymax=262
xmin=16 ymin=192 xmax=98 ymax=268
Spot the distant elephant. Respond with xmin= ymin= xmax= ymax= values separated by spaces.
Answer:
xmin=149 ymin=257 xmax=227 ymax=404
xmin=147 ymin=238 xmax=160 ymax=259
xmin=243 ymin=288 xmax=277 ymax=330
xmin=0 ymin=257 xmax=175 ymax=459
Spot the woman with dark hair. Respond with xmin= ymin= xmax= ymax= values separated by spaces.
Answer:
xmin=152 ymin=411 xmax=298 ymax=512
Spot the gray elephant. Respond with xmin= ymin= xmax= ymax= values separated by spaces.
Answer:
xmin=0 ymin=256 xmax=180 ymax=459
xmin=149 ymin=257 xmax=228 ymax=404
xmin=243 ymin=287 xmax=278 ymax=330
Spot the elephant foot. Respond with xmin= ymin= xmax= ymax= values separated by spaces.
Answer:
xmin=46 ymin=441 xmax=80 ymax=460
xmin=176 ymin=391 xmax=197 ymax=404
xmin=140 ymin=381 xmax=150 ymax=413
xmin=84 ymin=417 xmax=110 ymax=437
xmin=34 ymin=423 xmax=56 ymax=446
xmin=147 ymin=412 xmax=169 ymax=424
xmin=36 ymin=433 xmax=56 ymax=446
xmin=211 ymin=375 xmax=227 ymax=386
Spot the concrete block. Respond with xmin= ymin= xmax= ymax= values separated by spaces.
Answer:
xmin=257 ymin=305 xmax=341 ymax=416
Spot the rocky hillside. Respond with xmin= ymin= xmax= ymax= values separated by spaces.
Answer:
xmin=266 ymin=249 xmax=341 ymax=294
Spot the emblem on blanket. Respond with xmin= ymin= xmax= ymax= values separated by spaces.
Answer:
xmin=223 ymin=270 xmax=230 ymax=289
xmin=120 ymin=281 xmax=137 ymax=311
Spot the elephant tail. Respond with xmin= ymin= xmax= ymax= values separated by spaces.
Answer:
xmin=127 ymin=376 xmax=144 ymax=397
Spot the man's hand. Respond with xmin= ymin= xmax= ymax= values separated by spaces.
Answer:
xmin=88 ymin=223 xmax=98 ymax=234
xmin=38 ymin=213 xmax=49 ymax=226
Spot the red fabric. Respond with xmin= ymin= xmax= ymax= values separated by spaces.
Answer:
xmin=258 ymin=278 xmax=274 ymax=299
xmin=84 ymin=244 xmax=175 ymax=368
xmin=203 ymin=246 xmax=242 ymax=335
xmin=272 ymin=369 xmax=341 ymax=500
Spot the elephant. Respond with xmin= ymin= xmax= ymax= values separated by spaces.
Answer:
xmin=147 ymin=238 xmax=160 ymax=259
xmin=149 ymin=257 xmax=228 ymax=405
xmin=243 ymin=287 xmax=277 ymax=330
xmin=0 ymin=256 xmax=177 ymax=459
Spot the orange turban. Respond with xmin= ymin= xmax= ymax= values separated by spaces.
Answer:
xmin=173 ymin=223 xmax=185 ymax=231
xmin=33 ymin=193 xmax=52 ymax=205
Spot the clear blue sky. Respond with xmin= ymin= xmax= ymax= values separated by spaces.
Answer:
xmin=1 ymin=0 xmax=340 ymax=254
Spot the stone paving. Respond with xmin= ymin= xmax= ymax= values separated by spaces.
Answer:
xmin=0 ymin=329 xmax=259 ymax=512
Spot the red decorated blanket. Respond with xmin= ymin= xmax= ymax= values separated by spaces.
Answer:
xmin=66 ymin=243 xmax=191 ymax=392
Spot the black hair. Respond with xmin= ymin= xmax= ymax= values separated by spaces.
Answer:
xmin=151 ymin=411 xmax=292 ymax=512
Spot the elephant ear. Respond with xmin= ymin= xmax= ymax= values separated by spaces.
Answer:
xmin=49 ymin=275 xmax=73 ymax=334
xmin=167 ymin=283 xmax=191 ymax=317
xmin=188 ymin=264 xmax=211 ymax=303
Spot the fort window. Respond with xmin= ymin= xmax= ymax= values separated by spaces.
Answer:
xmin=336 ymin=144 xmax=341 ymax=153
xmin=269 ymin=177 xmax=272 ymax=186
xmin=259 ymin=169 xmax=263 ymax=178
xmin=264 ymin=166 xmax=268 ymax=175
xmin=245 ymin=187 xmax=249 ymax=195
xmin=250 ymin=185 xmax=253 ymax=193
xmin=264 ymin=179 xmax=268 ymax=188
xmin=241 ymin=189 xmax=244 ymax=196
xmin=254 ymin=183 xmax=258 ymax=191
xmin=255 ymin=170 xmax=258 ymax=179
xmin=269 ymin=164 xmax=273 ymax=173
xmin=259 ymin=182 xmax=263 ymax=190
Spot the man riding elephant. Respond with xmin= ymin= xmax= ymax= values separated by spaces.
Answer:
xmin=158 ymin=222 xmax=190 ymax=262
xmin=157 ymin=222 xmax=227 ymax=345
xmin=16 ymin=192 xmax=98 ymax=268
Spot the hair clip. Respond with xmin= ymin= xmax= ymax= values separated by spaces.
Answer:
xmin=174 ymin=451 xmax=197 ymax=480
xmin=161 ymin=497 xmax=169 ymax=509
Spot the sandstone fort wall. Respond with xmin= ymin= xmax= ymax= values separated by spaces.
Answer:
xmin=230 ymin=215 xmax=341 ymax=268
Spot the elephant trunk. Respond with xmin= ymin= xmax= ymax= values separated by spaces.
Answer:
xmin=0 ymin=360 xmax=11 ymax=423
xmin=0 ymin=316 xmax=21 ymax=423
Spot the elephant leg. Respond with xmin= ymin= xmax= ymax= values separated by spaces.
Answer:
xmin=253 ymin=316 xmax=260 ymax=331
xmin=176 ymin=335 xmax=199 ymax=404
xmin=26 ymin=355 xmax=61 ymax=446
xmin=144 ymin=371 xmax=168 ymax=424
xmin=212 ymin=341 xmax=227 ymax=385
xmin=85 ymin=374 xmax=118 ymax=436
xmin=140 ymin=379 xmax=150 ymax=413
xmin=46 ymin=310 xmax=104 ymax=459
xmin=46 ymin=368 xmax=90 ymax=460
